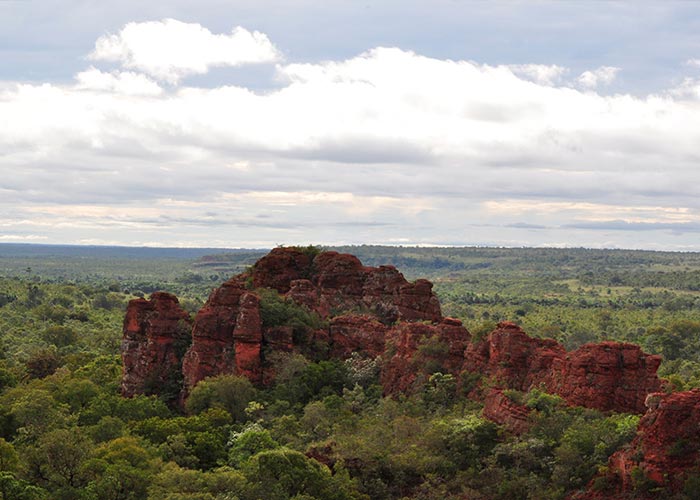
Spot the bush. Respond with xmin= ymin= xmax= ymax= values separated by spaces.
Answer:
xmin=258 ymin=288 xmax=323 ymax=333
xmin=272 ymin=360 xmax=349 ymax=409
xmin=228 ymin=424 xmax=279 ymax=467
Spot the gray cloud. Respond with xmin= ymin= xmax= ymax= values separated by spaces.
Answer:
xmin=564 ymin=221 xmax=700 ymax=233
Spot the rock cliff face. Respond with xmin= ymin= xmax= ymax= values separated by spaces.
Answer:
xmin=381 ymin=318 xmax=471 ymax=394
xmin=180 ymin=278 xmax=251 ymax=390
xmin=463 ymin=322 xmax=565 ymax=393
xmin=121 ymin=248 xmax=663 ymax=420
xmin=251 ymin=249 xmax=442 ymax=323
xmin=121 ymin=292 xmax=192 ymax=398
xmin=483 ymin=388 xmax=532 ymax=435
xmin=462 ymin=322 xmax=663 ymax=414
xmin=576 ymin=389 xmax=700 ymax=499
xmin=121 ymin=247 xmax=447 ymax=399
xmin=547 ymin=341 xmax=662 ymax=414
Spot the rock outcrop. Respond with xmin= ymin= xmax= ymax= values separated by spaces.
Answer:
xmin=121 ymin=292 xmax=192 ymax=398
xmin=328 ymin=314 xmax=388 ymax=359
xmin=251 ymin=248 xmax=442 ymax=323
xmin=381 ymin=318 xmax=471 ymax=394
xmin=483 ymin=388 xmax=532 ymax=435
xmin=463 ymin=322 xmax=565 ymax=393
xmin=462 ymin=322 xmax=663 ymax=414
xmin=127 ymin=247 xmax=448 ymax=398
xmin=181 ymin=278 xmax=256 ymax=390
xmin=576 ymin=389 xmax=700 ymax=499
xmin=121 ymin=249 xmax=663 ymax=420
xmin=547 ymin=341 xmax=662 ymax=414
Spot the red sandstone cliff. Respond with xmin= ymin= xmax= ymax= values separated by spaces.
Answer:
xmin=461 ymin=322 xmax=662 ymax=415
xmin=575 ymin=389 xmax=700 ymax=499
xmin=122 ymin=248 xmax=442 ymax=396
xmin=547 ymin=341 xmax=662 ymax=414
xmin=121 ymin=249 xmax=664 ymax=422
xmin=463 ymin=322 xmax=564 ymax=393
xmin=483 ymin=388 xmax=532 ymax=435
xmin=180 ymin=278 xmax=257 ymax=390
xmin=250 ymin=249 xmax=442 ymax=323
xmin=121 ymin=292 xmax=192 ymax=398
xmin=381 ymin=317 xmax=471 ymax=394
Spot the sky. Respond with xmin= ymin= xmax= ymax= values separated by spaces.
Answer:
xmin=2 ymin=1 xmax=700 ymax=250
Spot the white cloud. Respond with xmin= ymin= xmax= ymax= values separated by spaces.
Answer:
xmin=577 ymin=66 xmax=620 ymax=89
xmin=483 ymin=200 xmax=698 ymax=224
xmin=89 ymin=19 xmax=281 ymax=83
xmin=3 ymin=22 xmax=700 ymax=249
xmin=75 ymin=67 xmax=163 ymax=96
xmin=686 ymin=58 xmax=700 ymax=68
xmin=507 ymin=64 xmax=567 ymax=86
xmin=669 ymin=77 xmax=700 ymax=99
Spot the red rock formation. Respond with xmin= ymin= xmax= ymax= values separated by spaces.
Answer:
xmin=121 ymin=249 xmax=663 ymax=423
xmin=381 ymin=318 xmax=471 ymax=394
xmin=547 ymin=341 xmax=662 ymax=414
xmin=463 ymin=322 xmax=565 ymax=393
xmin=251 ymin=247 xmax=314 ymax=293
xmin=181 ymin=278 xmax=248 ymax=391
xmin=232 ymin=292 xmax=263 ymax=383
xmin=286 ymin=279 xmax=318 ymax=310
xmin=329 ymin=314 xmax=388 ymax=359
xmin=252 ymin=248 xmax=443 ymax=323
xmin=121 ymin=292 xmax=192 ymax=398
xmin=312 ymin=251 xmax=366 ymax=297
xmin=462 ymin=322 xmax=662 ymax=415
xmin=577 ymin=390 xmax=700 ymax=499
xmin=263 ymin=326 xmax=294 ymax=352
xmin=483 ymin=388 xmax=532 ymax=435
xmin=180 ymin=249 xmax=443 ymax=393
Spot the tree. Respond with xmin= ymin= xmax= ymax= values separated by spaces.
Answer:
xmin=0 ymin=472 xmax=46 ymax=500
xmin=228 ymin=424 xmax=279 ymax=467
xmin=244 ymin=448 xmax=361 ymax=500
xmin=24 ymin=428 xmax=92 ymax=495
xmin=186 ymin=375 xmax=257 ymax=422
xmin=0 ymin=439 xmax=18 ymax=474
xmin=83 ymin=437 xmax=157 ymax=500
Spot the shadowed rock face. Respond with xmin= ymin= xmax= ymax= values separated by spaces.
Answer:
xmin=121 ymin=249 xmax=663 ymax=421
xmin=121 ymin=292 xmax=192 ymax=399
xmin=463 ymin=322 xmax=565 ymax=393
xmin=250 ymin=248 xmax=443 ymax=323
xmin=180 ymin=278 xmax=252 ymax=391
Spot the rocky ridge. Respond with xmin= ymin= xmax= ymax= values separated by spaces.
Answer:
xmin=121 ymin=248 xmax=662 ymax=419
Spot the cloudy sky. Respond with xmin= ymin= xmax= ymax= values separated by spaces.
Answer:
xmin=2 ymin=1 xmax=700 ymax=249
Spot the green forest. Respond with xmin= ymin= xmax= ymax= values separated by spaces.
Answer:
xmin=1 ymin=244 xmax=700 ymax=500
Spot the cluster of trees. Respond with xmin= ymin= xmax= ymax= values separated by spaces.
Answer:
xmin=0 ymin=347 xmax=657 ymax=500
